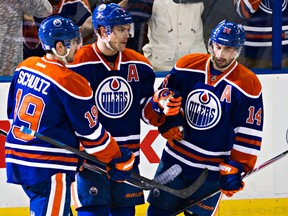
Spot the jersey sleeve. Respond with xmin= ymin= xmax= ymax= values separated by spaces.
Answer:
xmin=57 ymin=73 xmax=121 ymax=163
xmin=230 ymin=87 xmax=263 ymax=171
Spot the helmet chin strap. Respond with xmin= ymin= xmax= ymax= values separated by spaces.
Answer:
xmin=52 ymin=47 xmax=70 ymax=65
xmin=96 ymin=32 xmax=117 ymax=52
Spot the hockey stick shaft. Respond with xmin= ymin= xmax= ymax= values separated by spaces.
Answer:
xmin=172 ymin=148 xmax=288 ymax=215
xmin=243 ymin=149 xmax=288 ymax=178
xmin=20 ymin=126 xmax=206 ymax=198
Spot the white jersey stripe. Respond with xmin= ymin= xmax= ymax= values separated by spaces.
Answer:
xmin=165 ymin=147 xmax=220 ymax=171
xmin=6 ymin=158 xmax=76 ymax=171
xmin=233 ymin=144 xmax=260 ymax=156
xmin=179 ymin=139 xmax=230 ymax=156
xmin=234 ymin=126 xmax=263 ymax=137
xmin=6 ymin=142 xmax=74 ymax=154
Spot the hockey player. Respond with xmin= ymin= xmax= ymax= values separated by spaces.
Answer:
xmin=5 ymin=15 xmax=134 ymax=216
xmin=67 ymin=3 xmax=155 ymax=216
xmin=147 ymin=20 xmax=264 ymax=216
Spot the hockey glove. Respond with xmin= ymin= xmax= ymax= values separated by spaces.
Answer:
xmin=152 ymin=88 xmax=182 ymax=116
xmin=158 ymin=112 xmax=184 ymax=141
xmin=107 ymin=147 xmax=135 ymax=182
xmin=219 ymin=159 xmax=245 ymax=197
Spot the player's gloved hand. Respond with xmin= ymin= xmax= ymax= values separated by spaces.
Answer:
xmin=158 ymin=112 xmax=185 ymax=141
xmin=219 ymin=159 xmax=245 ymax=197
xmin=152 ymin=88 xmax=182 ymax=116
xmin=107 ymin=147 xmax=135 ymax=182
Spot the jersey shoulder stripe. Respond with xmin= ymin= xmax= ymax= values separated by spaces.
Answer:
xmin=17 ymin=57 xmax=92 ymax=99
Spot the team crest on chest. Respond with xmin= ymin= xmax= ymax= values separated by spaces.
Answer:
xmin=95 ymin=76 xmax=133 ymax=118
xmin=185 ymin=89 xmax=221 ymax=130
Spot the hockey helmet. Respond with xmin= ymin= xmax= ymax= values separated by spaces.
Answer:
xmin=92 ymin=3 xmax=133 ymax=36
xmin=210 ymin=20 xmax=246 ymax=48
xmin=38 ymin=15 xmax=80 ymax=51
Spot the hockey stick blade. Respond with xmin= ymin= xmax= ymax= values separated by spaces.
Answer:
xmin=172 ymin=148 xmax=288 ymax=215
xmin=20 ymin=126 xmax=203 ymax=198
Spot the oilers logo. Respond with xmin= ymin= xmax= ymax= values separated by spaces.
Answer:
xmin=185 ymin=89 xmax=221 ymax=130
xmin=95 ymin=76 xmax=133 ymax=118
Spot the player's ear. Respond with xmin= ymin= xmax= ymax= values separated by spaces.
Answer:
xmin=55 ymin=41 xmax=65 ymax=54
xmin=99 ymin=26 xmax=107 ymax=38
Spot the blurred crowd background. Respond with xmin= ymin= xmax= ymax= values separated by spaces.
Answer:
xmin=0 ymin=0 xmax=286 ymax=76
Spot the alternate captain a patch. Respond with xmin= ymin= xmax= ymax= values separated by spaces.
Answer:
xmin=95 ymin=76 xmax=133 ymax=118
xmin=185 ymin=89 xmax=221 ymax=130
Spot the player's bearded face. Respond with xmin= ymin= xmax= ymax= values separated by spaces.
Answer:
xmin=212 ymin=43 xmax=238 ymax=68
xmin=109 ymin=25 xmax=131 ymax=52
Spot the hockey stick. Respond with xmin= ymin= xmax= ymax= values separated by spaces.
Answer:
xmin=172 ymin=147 xmax=288 ymax=215
xmin=19 ymin=126 xmax=208 ymax=199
